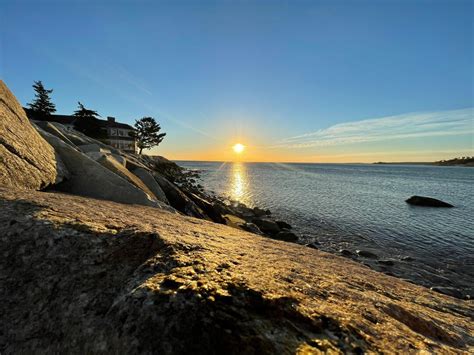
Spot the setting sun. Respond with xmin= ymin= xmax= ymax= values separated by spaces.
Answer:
xmin=232 ymin=143 xmax=245 ymax=154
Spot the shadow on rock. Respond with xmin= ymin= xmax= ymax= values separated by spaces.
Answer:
xmin=0 ymin=196 xmax=367 ymax=354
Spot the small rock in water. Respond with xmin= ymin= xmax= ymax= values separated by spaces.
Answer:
xmin=356 ymin=250 xmax=379 ymax=259
xmin=401 ymin=256 xmax=414 ymax=262
xmin=273 ymin=231 xmax=298 ymax=242
xmin=276 ymin=220 xmax=292 ymax=230
xmin=405 ymin=196 xmax=454 ymax=208
xmin=338 ymin=249 xmax=353 ymax=257
xmin=253 ymin=207 xmax=267 ymax=217
xmin=430 ymin=286 xmax=464 ymax=299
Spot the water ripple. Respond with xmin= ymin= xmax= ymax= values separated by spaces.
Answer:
xmin=179 ymin=161 xmax=474 ymax=295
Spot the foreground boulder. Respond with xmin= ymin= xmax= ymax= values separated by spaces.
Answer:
xmin=406 ymin=195 xmax=454 ymax=208
xmin=1 ymin=188 xmax=471 ymax=353
xmin=0 ymin=80 xmax=66 ymax=190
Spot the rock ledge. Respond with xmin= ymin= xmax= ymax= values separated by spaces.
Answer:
xmin=1 ymin=188 xmax=472 ymax=353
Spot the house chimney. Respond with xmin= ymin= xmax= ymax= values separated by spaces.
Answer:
xmin=107 ymin=116 xmax=115 ymax=123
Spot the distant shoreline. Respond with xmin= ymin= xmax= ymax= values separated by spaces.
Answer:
xmin=174 ymin=159 xmax=474 ymax=167
xmin=374 ymin=157 xmax=474 ymax=167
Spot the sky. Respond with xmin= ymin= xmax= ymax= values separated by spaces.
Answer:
xmin=1 ymin=0 xmax=473 ymax=162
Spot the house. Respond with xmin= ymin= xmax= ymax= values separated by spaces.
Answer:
xmin=102 ymin=116 xmax=136 ymax=153
xmin=24 ymin=109 xmax=137 ymax=153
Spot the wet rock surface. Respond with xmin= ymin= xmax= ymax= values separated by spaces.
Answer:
xmin=1 ymin=187 xmax=473 ymax=354
xmin=356 ymin=250 xmax=379 ymax=259
xmin=406 ymin=195 xmax=454 ymax=208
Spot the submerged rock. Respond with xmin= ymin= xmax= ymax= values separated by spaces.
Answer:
xmin=339 ymin=249 xmax=354 ymax=257
xmin=0 ymin=187 xmax=472 ymax=353
xmin=276 ymin=220 xmax=292 ymax=230
xmin=273 ymin=231 xmax=298 ymax=242
xmin=406 ymin=196 xmax=454 ymax=208
xmin=377 ymin=260 xmax=395 ymax=266
xmin=356 ymin=250 xmax=379 ymax=259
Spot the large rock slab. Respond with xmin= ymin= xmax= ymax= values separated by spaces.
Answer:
xmin=78 ymin=143 xmax=110 ymax=154
xmin=96 ymin=155 xmax=158 ymax=201
xmin=131 ymin=167 xmax=169 ymax=204
xmin=34 ymin=120 xmax=120 ymax=154
xmin=0 ymin=187 xmax=472 ymax=353
xmin=34 ymin=121 xmax=77 ymax=147
xmin=36 ymin=128 xmax=168 ymax=209
xmin=0 ymin=80 xmax=66 ymax=189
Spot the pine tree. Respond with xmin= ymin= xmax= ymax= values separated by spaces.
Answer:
xmin=73 ymin=102 xmax=106 ymax=139
xmin=130 ymin=117 xmax=166 ymax=154
xmin=27 ymin=81 xmax=56 ymax=117
xmin=73 ymin=102 xmax=100 ymax=119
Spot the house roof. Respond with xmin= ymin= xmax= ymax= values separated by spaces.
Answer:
xmin=24 ymin=108 xmax=134 ymax=130
xmin=25 ymin=108 xmax=76 ymax=125
xmin=103 ymin=120 xmax=134 ymax=130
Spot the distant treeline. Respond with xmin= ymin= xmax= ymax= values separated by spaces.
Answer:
xmin=434 ymin=156 xmax=474 ymax=166
xmin=373 ymin=156 xmax=474 ymax=166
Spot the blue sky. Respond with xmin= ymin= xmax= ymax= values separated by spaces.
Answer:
xmin=1 ymin=0 xmax=472 ymax=162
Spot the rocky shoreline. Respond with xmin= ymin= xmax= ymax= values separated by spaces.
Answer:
xmin=1 ymin=79 xmax=473 ymax=353
xmin=171 ymin=168 xmax=471 ymax=301
xmin=2 ymin=187 xmax=473 ymax=353
xmin=3 ymin=78 xmax=467 ymax=300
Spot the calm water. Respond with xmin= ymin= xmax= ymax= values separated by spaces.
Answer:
xmin=178 ymin=161 xmax=474 ymax=296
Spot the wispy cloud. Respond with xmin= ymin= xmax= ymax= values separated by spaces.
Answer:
xmin=276 ymin=108 xmax=474 ymax=149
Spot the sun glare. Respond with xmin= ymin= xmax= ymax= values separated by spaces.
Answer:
xmin=233 ymin=143 xmax=245 ymax=154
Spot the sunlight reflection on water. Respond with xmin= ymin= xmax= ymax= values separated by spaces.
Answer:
xmin=179 ymin=161 xmax=474 ymax=296
xmin=229 ymin=162 xmax=247 ymax=203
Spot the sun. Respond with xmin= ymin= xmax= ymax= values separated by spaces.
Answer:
xmin=232 ymin=143 xmax=245 ymax=154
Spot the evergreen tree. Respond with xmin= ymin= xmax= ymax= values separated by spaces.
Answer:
xmin=27 ymin=81 xmax=56 ymax=118
xmin=73 ymin=102 xmax=106 ymax=139
xmin=130 ymin=117 xmax=166 ymax=154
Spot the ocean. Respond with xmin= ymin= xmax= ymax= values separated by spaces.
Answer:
xmin=177 ymin=161 xmax=474 ymax=297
